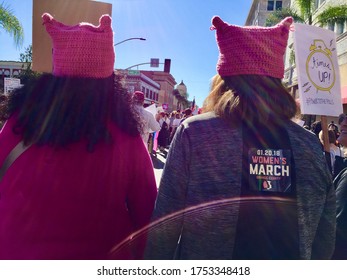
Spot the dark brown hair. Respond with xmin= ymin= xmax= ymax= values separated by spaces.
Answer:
xmin=2 ymin=73 xmax=143 ymax=151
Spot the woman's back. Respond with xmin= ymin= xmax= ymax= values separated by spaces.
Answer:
xmin=146 ymin=112 xmax=335 ymax=259
xmin=0 ymin=115 xmax=157 ymax=259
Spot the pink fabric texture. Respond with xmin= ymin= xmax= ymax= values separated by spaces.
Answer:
xmin=42 ymin=13 xmax=115 ymax=78
xmin=0 ymin=115 xmax=157 ymax=260
xmin=211 ymin=16 xmax=293 ymax=79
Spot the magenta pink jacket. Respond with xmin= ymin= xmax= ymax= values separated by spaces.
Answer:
xmin=0 ymin=115 xmax=157 ymax=260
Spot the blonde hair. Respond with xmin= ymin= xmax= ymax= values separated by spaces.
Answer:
xmin=203 ymin=74 xmax=297 ymax=126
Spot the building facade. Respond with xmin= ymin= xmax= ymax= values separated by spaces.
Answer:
xmin=245 ymin=0 xmax=291 ymax=26
xmin=0 ymin=61 xmax=29 ymax=94
xmin=141 ymin=70 xmax=177 ymax=112
xmin=175 ymin=80 xmax=189 ymax=110
xmin=176 ymin=80 xmax=187 ymax=98
xmin=116 ymin=69 xmax=161 ymax=106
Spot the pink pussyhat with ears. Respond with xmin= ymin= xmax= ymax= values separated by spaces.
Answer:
xmin=42 ymin=13 xmax=115 ymax=78
xmin=210 ymin=16 xmax=293 ymax=79
xmin=133 ymin=91 xmax=145 ymax=102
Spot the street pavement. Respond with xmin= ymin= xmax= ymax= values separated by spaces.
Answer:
xmin=151 ymin=149 xmax=168 ymax=188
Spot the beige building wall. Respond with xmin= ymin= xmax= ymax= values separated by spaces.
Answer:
xmin=245 ymin=0 xmax=291 ymax=25
xmin=32 ymin=0 xmax=112 ymax=73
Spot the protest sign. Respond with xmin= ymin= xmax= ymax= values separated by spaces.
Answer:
xmin=145 ymin=104 xmax=157 ymax=117
xmin=293 ymin=23 xmax=342 ymax=117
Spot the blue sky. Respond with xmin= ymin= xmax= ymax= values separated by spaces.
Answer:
xmin=0 ymin=0 xmax=252 ymax=107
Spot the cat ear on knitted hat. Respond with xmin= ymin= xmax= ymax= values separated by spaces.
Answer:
xmin=42 ymin=13 xmax=53 ymax=24
xmin=42 ymin=13 xmax=112 ymax=32
xmin=277 ymin=17 xmax=294 ymax=35
xmin=210 ymin=16 xmax=229 ymax=31
xmin=99 ymin=14 xmax=112 ymax=30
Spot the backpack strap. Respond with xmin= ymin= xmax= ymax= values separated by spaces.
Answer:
xmin=0 ymin=141 xmax=31 ymax=182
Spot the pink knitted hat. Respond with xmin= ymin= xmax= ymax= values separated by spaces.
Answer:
xmin=42 ymin=13 xmax=115 ymax=78
xmin=133 ymin=91 xmax=145 ymax=102
xmin=211 ymin=16 xmax=293 ymax=79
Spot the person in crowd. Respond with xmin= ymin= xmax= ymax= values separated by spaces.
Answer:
xmin=168 ymin=111 xmax=177 ymax=140
xmin=0 ymin=13 xmax=157 ymax=260
xmin=157 ymin=112 xmax=170 ymax=152
xmin=311 ymin=120 xmax=322 ymax=138
xmin=332 ymin=113 xmax=347 ymax=259
xmin=145 ymin=16 xmax=335 ymax=260
xmin=329 ymin=121 xmax=340 ymax=141
xmin=319 ymin=129 xmax=342 ymax=175
xmin=170 ymin=112 xmax=182 ymax=142
xmin=132 ymin=90 xmax=160 ymax=151
xmin=179 ymin=108 xmax=193 ymax=124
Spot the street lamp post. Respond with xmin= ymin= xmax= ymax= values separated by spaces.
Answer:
xmin=114 ymin=37 xmax=146 ymax=46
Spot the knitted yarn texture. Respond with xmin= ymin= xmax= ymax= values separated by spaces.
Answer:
xmin=42 ymin=13 xmax=115 ymax=78
xmin=211 ymin=16 xmax=293 ymax=79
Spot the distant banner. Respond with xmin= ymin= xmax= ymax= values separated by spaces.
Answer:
xmin=145 ymin=104 xmax=157 ymax=117
xmin=293 ymin=23 xmax=342 ymax=116
xmin=156 ymin=106 xmax=164 ymax=113
xmin=4 ymin=77 xmax=22 ymax=94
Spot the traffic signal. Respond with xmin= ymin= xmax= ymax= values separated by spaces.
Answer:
xmin=164 ymin=59 xmax=171 ymax=73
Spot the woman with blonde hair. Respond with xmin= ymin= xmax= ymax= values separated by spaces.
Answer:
xmin=145 ymin=16 xmax=335 ymax=260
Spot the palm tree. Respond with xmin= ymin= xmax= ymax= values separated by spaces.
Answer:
xmin=0 ymin=1 xmax=24 ymax=48
xmin=266 ymin=0 xmax=347 ymax=27
xmin=295 ymin=0 xmax=315 ymax=24
xmin=317 ymin=5 xmax=347 ymax=29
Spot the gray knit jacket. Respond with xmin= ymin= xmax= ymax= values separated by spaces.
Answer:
xmin=145 ymin=112 xmax=336 ymax=259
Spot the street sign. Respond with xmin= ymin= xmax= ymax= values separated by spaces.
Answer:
xmin=150 ymin=58 xmax=159 ymax=67
xmin=127 ymin=70 xmax=140 ymax=75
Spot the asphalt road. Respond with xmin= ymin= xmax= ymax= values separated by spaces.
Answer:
xmin=151 ymin=149 xmax=168 ymax=188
